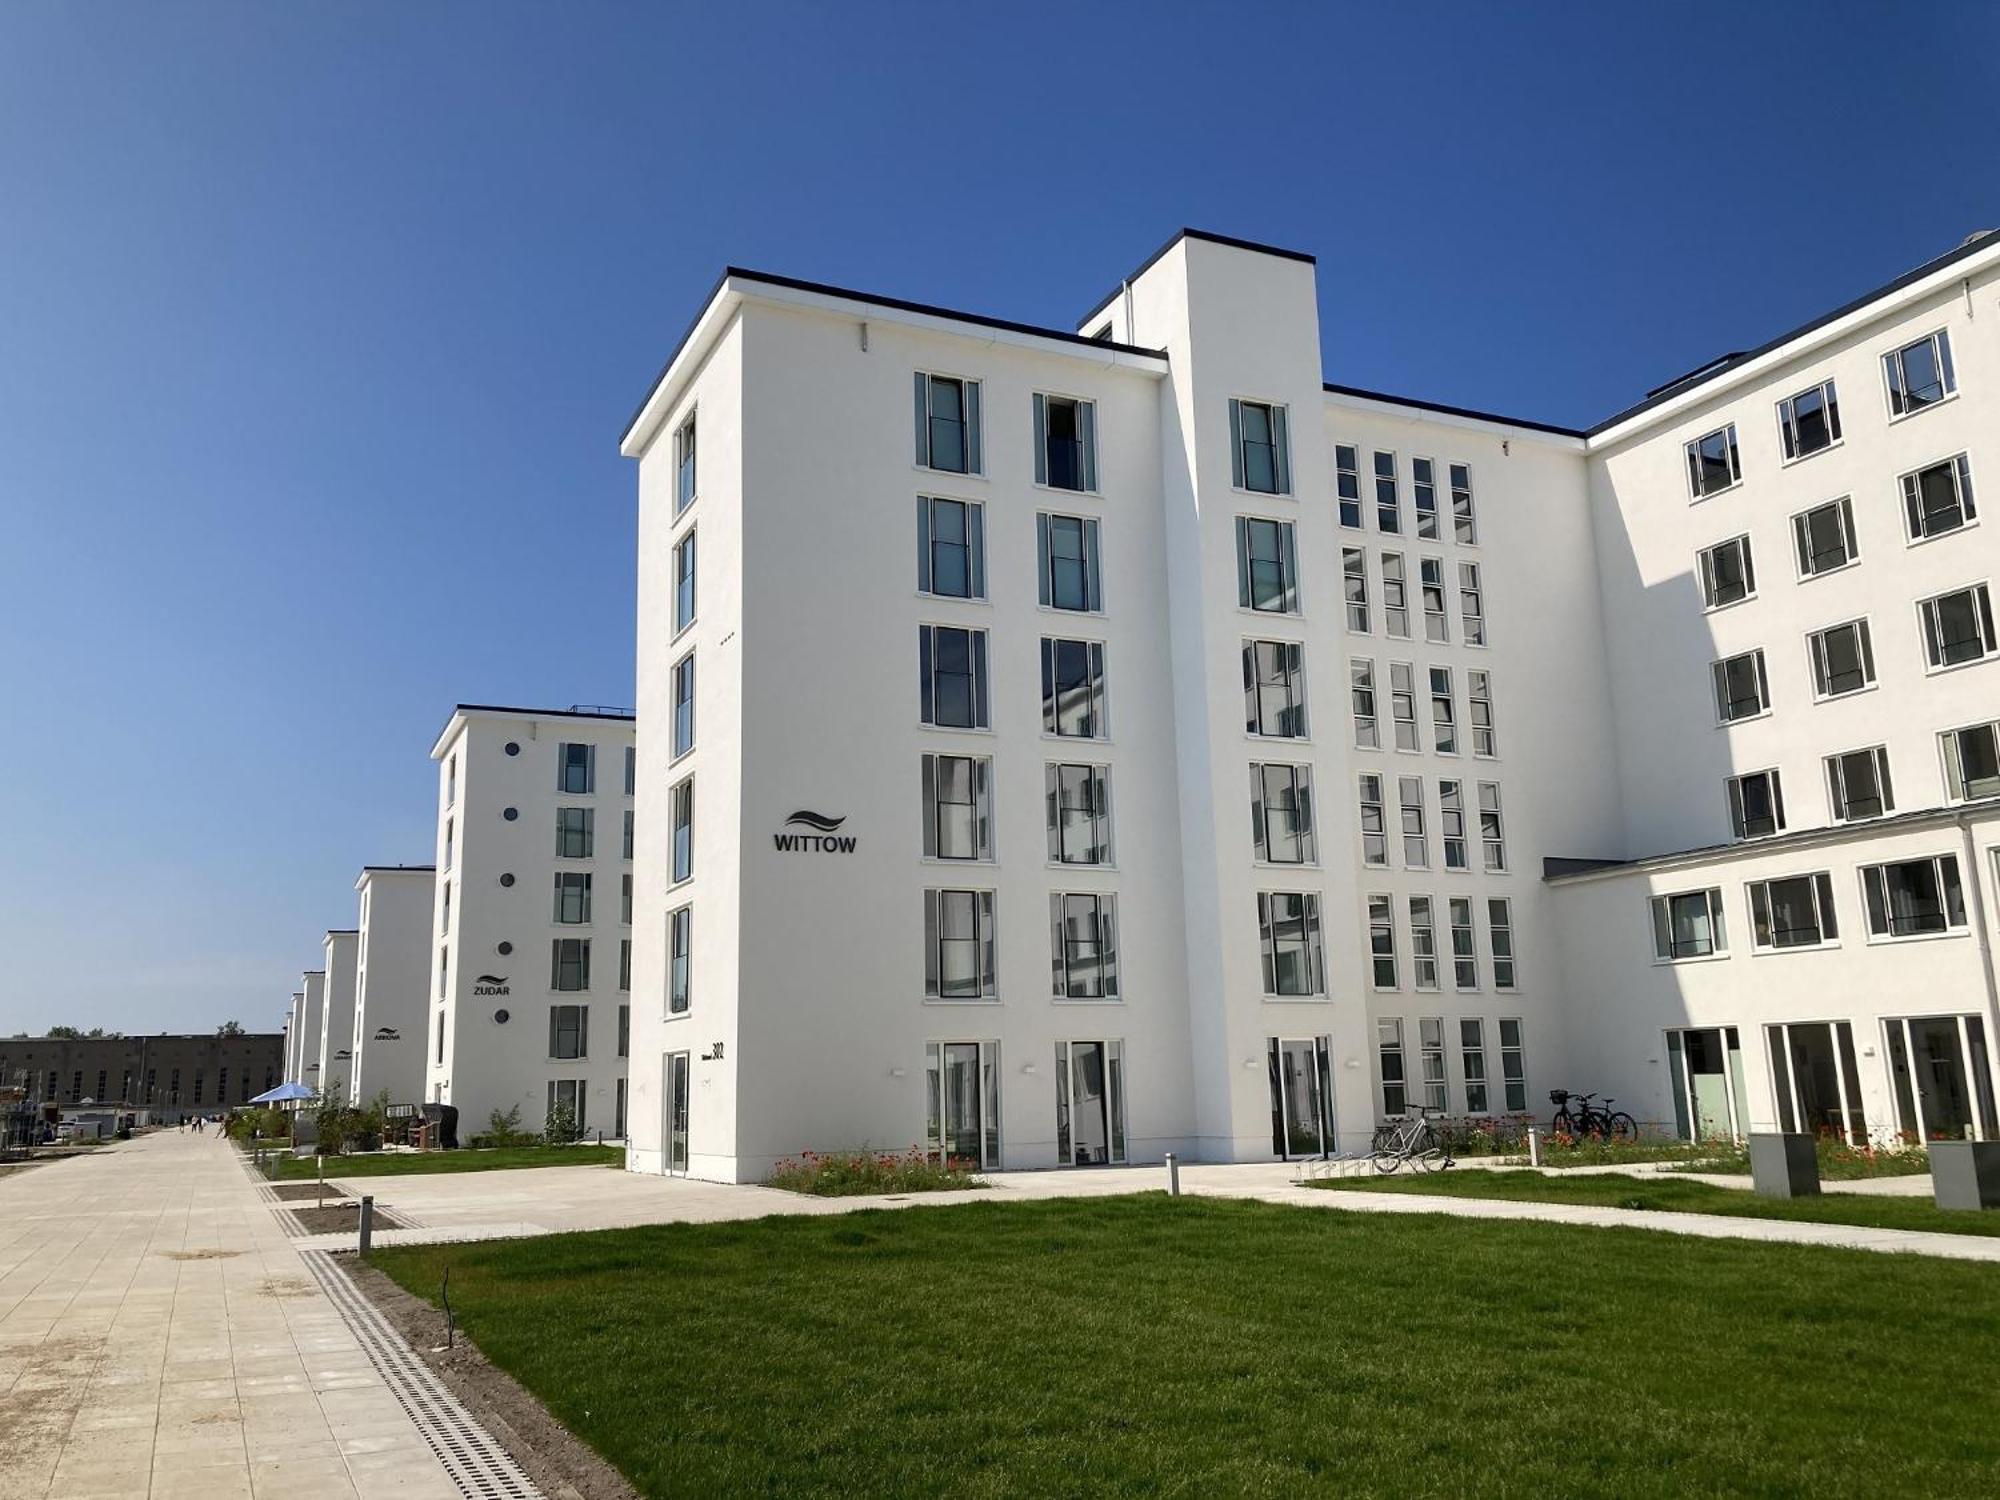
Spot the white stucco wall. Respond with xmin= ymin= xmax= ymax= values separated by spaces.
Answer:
xmin=349 ymin=866 xmax=436 ymax=1106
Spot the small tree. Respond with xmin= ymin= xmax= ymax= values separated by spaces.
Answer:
xmin=486 ymin=1104 xmax=528 ymax=1148
xmin=544 ymin=1097 xmax=579 ymax=1145
xmin=46 ymin=1025 xmax=81 ymax=1040
xmin=216 ymin=1020 xmax=245 ymax=1037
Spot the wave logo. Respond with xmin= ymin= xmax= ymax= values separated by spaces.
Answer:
xmin=775 ymin=809 xmax=857 ymax=854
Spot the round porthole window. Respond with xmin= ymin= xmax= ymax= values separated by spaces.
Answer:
xmin=497 ymin=941 xmax=513 ymax=956
xmin=505 ymin=742 xmax=521 ymax=756
xmin=499 ymin=873 xmax=515 ymax=888
xmin=503 ymin=807 xmax=519 ymax=821
xmin=494 ymin=1008 xmax=510 ymax=1024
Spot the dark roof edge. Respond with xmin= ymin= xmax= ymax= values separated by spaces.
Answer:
xmin=450 ymin=703 xmax=636 ymax=722
xmin=1322 ymin=382 xmax=1586 ymax=439
xmin=324 ymin=929 xmax=358 ymax=936
xmin=1589 ymin=229 xmax=2000 ymax=436
xmin=359 ymin=864 xmax=436 ymax=873
xmin=1078 ymin=227 xmax=1318 ymax=329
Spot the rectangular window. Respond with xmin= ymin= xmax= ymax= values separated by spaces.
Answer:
xmin=553 ymin=872 xmax=592 ymax=925
xmin=1044 ymin=637 xmax=1109 ymax=738
xmin=917 ymin=496 xmax=986 ymax=599
xmin=550 ymin=941 xmax=591 ymax=994
xmin=1685 ymin=423 xmax=1741 ymax=498
xmin=1712 ymin=649 xmax=1770 ymax=722
xmin=674 ymin=412 xmax=697 ymax=513
xmin=1479 ymin=782 xmax=1507 ymax=872
xmin=1349 ymin=658 xmax=1377 ymax=748
xmin=1047 ymin=763 xmax=1113 ymax=865
xmin=923 ymin=753 xmax=993 ymax=861
xmin=1827 ymin=746 xmax=1894 ymax=822
xmin=624 ymin=746 xmax=636 ymax=796
xmin=1699 ymin=534 xmax=1756 ymax=609
xmin=558 ymin=742 xmax=595 ymax=794
xmin=1942 ymin=722 xmax=2000 ymax=802
xmin=1257 ymin=892 xmax=1324 ymax=996
xmin=1468 ymin=670 xmax=1496 ymax=757
xmin=1250 ymin=763 xmax=1315 ymax=865
xmin=1793 ymin=497 xmax=1857 ymax=578
xmin=442 ymin=881 xmax=451 ymax=935
xmin=1777 ymin=378 xmax=1841 ymax=459
xmin=438 ymin=947 xmax=447 ymax=1001
xmin=1389 ymin=662 xmax=1418 ymax=751
xmin=1230 ymin=398 xmax=1291 ymax=494
xmin=622 ymin=872 xmax=632 ymax=924
xmin=1343 ymin=547 xmax=1370 ymax=632
xmin=1380 ymin=552 xmax=1409 ymax=637
xmin=1050 ymin=893 xmax=1119 ymax=999
xmin=1727 ymin=769 xmax=1785 ymax=839
xmin=672 ymin=652 xmax=696 ymax=757
xmin=1335 ymin=444 xmax=1361 ymax=528
xmin=556 ymin=807 xmax=594 ymax=859
xmin=1419 ymin=1017 xmax=1449 ymax=1110
xmin=1449 ymin=898 xmax=1478 ymax=990
xmin=1488 ymin=898 xmax=1517 ymax=989
xmin=924 ymin=889 xmax=998 ymax=999
xmin=1420 ymin=557 xmax=1449 ymax=643
xmin=1358 ymin=773 xmax=1388 ymax=866
xmin=1807 ymin=618 xmax=1875 ymax=699
xmin=1412 ymin=457 xmax=1439 ymax=539
xmin=1450 ymin=463 xmax=1477 ymax=544
xmin=1919 ymin=582 xmax=1998 ymax=669
xmin=916 ymin=372 xmax=982 ymax=475
xmin=1429 ymin=667 xmax=1457 ymax=754
xmin=1749 ymin=872 xmax=1839 ymax=950
xmin=667 ymin=905 xmax=691 ymax=1014
xmin=446 ymin=755 xmax=456 ymax=808
xmin=623 ymin=809 xmax=634 ymax=860
xmin=1379 ymin=1018 xmax=1406 ymax=1115
xmin=920 ymin=624 xmax=991 ymax=728
xmin=1458 ymin=562 xmax=1485 ymax=646
xmin=1652 ymin=888 xmax=1728 ymax=960
xmin=549 ymin=1004 xmax=588 ymax=1059
xmin=1862 ymin=855 xmax=1967 ymax=938
xmin=673 ymin=528 xmax=696 ymax=633
xmin=1236 ymin=517 xmax=1299 ymax=614
xmin=1883 ymin=328 xmax=1955 ymax=417
xmin=1901 ymin=454 xmax=1977 ymax=541
xmin=1242 ymin=639 xmax=1305 ymax=738
xmin=1461 ymin=1019 xmax=1489 ymax=1114
xmin=670 ymin=777 xmax=693 ymax=883
xmin=1500 ymin=1018 xmax=1527 ymax=1110
xmin=1399 ymin=774 xmax=1427 ymax=869
xmin=1368 ymin=893 xmax=1398 ymax=988
xmin=1034 ymin=393 xmax=1098 ymax=492
xmin=1438 ymin=779 xmax=1467 ymax=870
xmin=1409 ymin=895 xmax=1438 ymax=990
xmin=444 ymin=817 xmax=454 ymax=872
xmin=1038 ymin=513 xmax=1104 ymax=611
xmin=1373 ymin=451 xmax=1400 ymax=533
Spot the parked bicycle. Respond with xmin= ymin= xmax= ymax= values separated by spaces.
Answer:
xmin=1370 ymin=1103 xmax=1455 ymax=1174
xmin=1548 ymin=1089 xmax=1637 ymax=1142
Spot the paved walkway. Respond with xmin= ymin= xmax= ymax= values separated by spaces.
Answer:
xmin=0 ymin=1132 xmax=464 ymax=1500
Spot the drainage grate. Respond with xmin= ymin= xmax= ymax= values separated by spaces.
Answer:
xmin=302 ymin=1250 xmax=543 ymax=1500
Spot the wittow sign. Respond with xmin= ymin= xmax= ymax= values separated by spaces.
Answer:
xmin=773 ymin=810 xmax=857 ymax=854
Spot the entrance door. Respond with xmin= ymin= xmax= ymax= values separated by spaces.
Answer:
xmin=1054 ymin=1040 xmax=1126 ymax=1165
xmin=926 ymin=1040 xmax=1000 ymax=1168
xmin=663 ymin=1051 xmax=689 ymax=1173
xmin=1667 ymin=1027 xmax=1745 ymax=1140
xmin=1267 ymin=1036 xmax=1334 ymax=1159
xmin=1766 ymin=1021 xmax=1866 ymax=1143
xmin=1885 ymin=1015 xmax=1996 ymax=1141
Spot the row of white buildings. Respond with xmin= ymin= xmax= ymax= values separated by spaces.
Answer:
xmin=286 ymin=225 xmax=2000 ymax=1181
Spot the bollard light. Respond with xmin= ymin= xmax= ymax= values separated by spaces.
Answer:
xmin=358 ymin=1194 xmax=375 ymax=1258
xmin=1165 ymin=1151 xmax=1181 ymax=1197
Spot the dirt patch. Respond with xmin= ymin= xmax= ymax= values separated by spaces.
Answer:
xmin=258 ymin=1275 xmax=317 ymax=1300
xmin=271 ymin=1183 xmax=349 ymax=1202
xmin=289 ymin=1203 xmax=407 ymax=1235
xmin=0 ymin=1336 xmax=103 ymax=1457
xmin=190 ymin=1409 xmax=240 ymax=1426
xmin=162 ymin=1248 xmax=242 ymax=1261
xmin=345 ymin=1259 xmax=639 ymax=1500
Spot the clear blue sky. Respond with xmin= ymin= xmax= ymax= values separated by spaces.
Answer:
xmin=2 ymin=2 xmax=1996 ymax=1037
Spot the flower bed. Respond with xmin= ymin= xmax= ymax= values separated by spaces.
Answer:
xmin=765 ymin=1147 xmax=983 ymax=1196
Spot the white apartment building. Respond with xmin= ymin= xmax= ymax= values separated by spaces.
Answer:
xmin=426 ymin=705 xmax=636 ymax=1140
xmin=316 ymin=929 xmax=358 ymax=1102
xmin=347 ymin=864 xmax=437 ymax=1106
xmin=295 ymin=969 xmax=324 ymax=1093
xmin=282 ymin=990 xmax=303 ymax=1083
xmin=616 ymin=227 xmax=2000 ymax=1182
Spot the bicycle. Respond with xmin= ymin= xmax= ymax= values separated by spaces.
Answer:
xmin=1548 ymin=1089 xmax=1637 ymax=1142
xmin=1370 ymin=1103 xmax=1455 ymax=1174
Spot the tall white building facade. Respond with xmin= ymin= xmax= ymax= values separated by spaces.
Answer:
xmin=348 ymin=865 xmax=438 ymax=1106
xmin=426 ymin=706 xmax=636 ymax=1140
xmin=618 ymin=228 xmax=2000 ymax=1182
xmin=296 ymin=970 xmax=325 ymax=1094
xmin=316 ymin=929 xmax=358 ymax=1103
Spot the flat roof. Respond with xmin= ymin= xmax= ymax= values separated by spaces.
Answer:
xmin=1323 ymin=382 xmax=1586 ymax=440
xmin=1076 ymin=227 xmax=1317 ymax=328
xmin=431 ymin=702 xmax=636 ymax=762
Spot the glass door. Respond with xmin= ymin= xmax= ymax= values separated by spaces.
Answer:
xmin=1267 ymin=1036 xmax=1334 ymax=1159
xmin=1054 ymin=1040 xmax=1126 ymax=1165
xmin=664 ymin=1051 xmax=689 ymax=1173
xmin=1666 ymin=1027 xmax=1745 ymax=1141
xmin=1884 ymin=1015 xmax=1996 ymax=1142
xmin=926 ymin=1040 xmax=1001 ymax=1168
xmin=1766 ymin=1021 xmax=1866 ymax=1144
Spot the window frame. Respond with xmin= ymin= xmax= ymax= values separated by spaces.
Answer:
xmin=1881 ymin=327 xmax=1956 ymax=421
xmin=1236 ymin=515 xmax=1301 ymax=615
xmin=1372 ymin=450 xmax=1400 ymax=533
xmin=1334 ymin=443 xmax=1362 ymax=528
xmin=1805 ymin=616 xmax=1876 ymax=701
xmin=673 ymin=410 xmax=697 ymax=515
xmin=1458 ymin=561 xmax=1486 ymax=646
xmin=672 ymin=526 xmax=697 ymax=637
xmin=1048 ymin=762 xmax=1114 ymax=867
xmin=922 ymin=752 xmax=995 ymax=862
xmin=1917 ymin=582 xmax=1999 ymax=673
xmin=920 ymin=622 xmax=993 ymax=730
xmin=1684 ymin=422 xmax=1743 ymax=500
xmin=667 ymin=904 xmax=691 ymax=1016
xmin=1697 ymin=533 xmax=1757 ymax=611
xmin=671 ymin=650 xmax=696 ymax=759
xmin=1250 ymin=761 xmax=1316 ymax=867
xmin=669 ymin=776 xmax=694 ymax=885
xmin=1411 ymin=456 xmax=1440 ymax=540
xmin=1241 ymin=638 xmax=1305 ymax=740
xmin=1368 ymin=893 xmax=1398 ymax=990
xmin=1940 ymin=720 xmax=2000 ymax=804
xmin=1775 ymin=378 xmax=1841 ymax=463
xmin=1037 ymin=511 xmax=1105 ymax=613
xmin=1229 ymin=397 xmax=1292 ymax=496
xmin=1257 ymin=891 xmax=1325 ymax=998
xmin=1467 ymin=670 xmax=1497 ymax=758
xmin=1791 ymin=496 xmax=1858 ymax=580
xmin=1348 ymin=657 xmax=1377 ymax=749
xmin=1033 ymin=391 xmax=1099 ymax=494
xmin=1859 ymin=854 xmax=1968 ymax=942
xmin=1358 ymin=773 xmax=1388 ymax=867
xmin=924 ymin=887 xmax=999 ymax=1000
xmin=915 ymin=370 xmax=984 ymax=476
xmin=1747 ymin=871 xmax=1840 ymax=953
xmin=1045 ymin=636 xmax=1110 ymax=740
xmin=1711 ymin=648 xmax=1771 ymax=724
xmin=1900 ymin=453 xmax=1978 ymax=545
xmin=1049 ymin=891 xmax=1120 ymax=1001
xmin=1727 ymin=767 xmax=1787 ymax=840
xmin=916 ymin=495 xmax=988 ymax=601
xmin=1826 ymin=745 xmax=1895 ymax=823
xmin=1449 ymin=463 xmax=1478 ymax=545
xmin=1650 ymin=887 xmax=1729 ymax=963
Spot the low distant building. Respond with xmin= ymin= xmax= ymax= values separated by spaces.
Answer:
xmin=0 ymin=1033 xmax=285 ymax=1124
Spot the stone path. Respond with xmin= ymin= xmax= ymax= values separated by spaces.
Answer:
xmin=0 ymin=1131 xmax=465 ymax=1500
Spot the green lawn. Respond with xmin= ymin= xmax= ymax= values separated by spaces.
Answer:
xmin=372 ymin=1195 xmax=2000 ymax=1497
xmin=1314 ymin=1167 xmax=2000 ymax=1238
xmin=271 ymin=1143 xmax=623 ymax=1180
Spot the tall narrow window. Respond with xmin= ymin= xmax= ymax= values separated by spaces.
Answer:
xmin=1034 ymin=393 xmax=1097 ymax=492
xmin=1047 ymin=763 xmax=1113 ymax=865
xmin=1918 ymin=583 xmax=1997 ymax=669
xmin=924 ymin=889 xmax=997 ymax=998
xmin=1045 ymin=638 xmax=1108 ymax=738
xmin=1712 ymin=649 xmax=1770 ymax=722
xmin=1458 ymin=562 xmax=1486 ymax=645
xmin=1050 ymin=893 xmax=1119 ymax=998
xmin=1901 ymin=454 xmax=1977 ymax=541
xmin=1727 ymin=769 xmax=1784 ymax=839
xmin=1699 ymin=534 xmax=1756 ymax=609
xmin=1399 ymin=775 xmax=1427 ymax=869
xmin=1468 ymin=670 xmax=1496 ymax=756
xmin=1349 ymin=658 xmax=1377 ymax=748
xmin=1343 ymin=548 xmax=1370 ymax=631
xmin=1652 ymin=888 xmax=1727 ymax=959
xmin=1230 ymin=399 xmax=1291 ymax=495
xmin=1488 ymin=899 xmax=1517 ymax=989
xmin=548 ymin=1003 xmax=588 ymax=1057
xmin=556 ymin=807 xmax=594 ymax=859
xmin=1412 ymin=458 xmax=1439 ymax=539
xmin=1335 ymin=444 xmax=1362 ymax=527
xmin=672 ymin=652 xmax=696 ymax=757
xmin=1500 ymin=1018 xmax=1527 ymax=1110
xmin=1479 ymin=783 xmax=1507 ymax=872
xmin=1449 ymin=898 xmax=1478 ymax=989
xmin=670 ymin=777 xmax=693 ymax=883
xmin=1461 ymin=1019 xmax=1489 ymax=1114
xmin=1358 ymin=774 xmax=1388 ymax=866
xmin=1236 ymin=517 xmax=1299 ymax=613
xmin=922 ymin=753 xmax=993 ymax=860
xmin=1409 ymin=896 xmax=1439 ymax=990
xmin=1826 ymin=746 xmax=1894 ymax=822
xmin=673 ymin=528 xmax=697 ymax=633
xmin=667 ymin=905 xmax=691 ymax=1014
xmin=553 ymin=872 xmax=592 ymax=925
xmin=1374 ymin=451 xmax=1400 ymax=532
xmin=1861 ymin=855 xmax=1966 ymax=937
xmin=1807 ymin=618 xmax=1875 ymax=699
xmin=1250 ymin=763 xmax=1315 ymax=864
xmin=623 ymin=809 xmax=634 ymax=859
xmin=674 ymin=412 xmax=697 ymax=513
xmin=1257 ymin=892 xmax=1324 ymax=996
xmin=917 ymin=497 xmax=986 ymax=599
xmin=1380 ymin=552 xmax=1409 ymax=637
xmin=1438 ymin=780 xmax=1467 ymax=870
xmin=446 ymin=755 xmax=456 ymax=808
xmin=1368 ymin=894 xmax=1398 ymax=988
xmin=1793 ymin=497 xmax=1857 ymax=577
xmin=1419 ymin=1017 xmax=1449 ymax=1109
xmin=1242 ymin=639 xmax=1305 ymax=738
xmin=1883 ymin=328 xmax=1955 ymax=417
xmin=1038 ymin=513 xmax=1103 ymax=611
xmin=558 ymin=742 xmax=595 ymax=794
xmin=1450 ymin=463 xmax=1477 ymax=544
xmin=1777 ymin=378 xmax=1841 ymax=459
xmin=916 ymin=372 xmax=982 ymax=475
xmin=1420 ymin=558 xmax=1449 ymax=643
xmin=622 ymin=872 xmax=632 ymax=923
xmin=1390 ymin=663 xmax=1418 ymax=751
xmin=1429 ymin=667 xmax=1457 ymax=754
xmin=550 ymin=941 xmax=591 ymax=994
xmin=1685 ymin=423 xmax=1741 ymax=498
xmin=1941 ymin=721 xmax=2000 ymax=802
xmin=624 ymin=746 xmax=636 ymax=796
xmin=921 ymin=625 xmax=991 ymax=728
xmin=1379 ymin=1019 xmax=1406 ymax=1115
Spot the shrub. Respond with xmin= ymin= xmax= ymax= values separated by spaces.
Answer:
xmin=483 ymin=1104 xmax=534 ymax=1148
xmin=544 ymin=1097 xmax=580 ymax=1145
xmin=766 ymin=1146 xmax=983 ymax=1197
